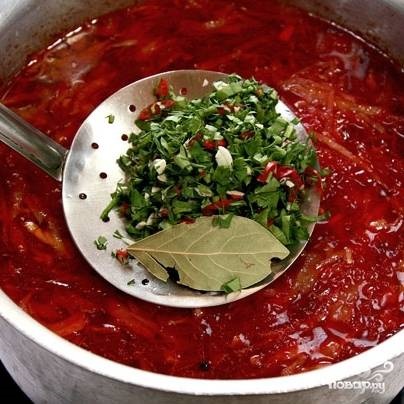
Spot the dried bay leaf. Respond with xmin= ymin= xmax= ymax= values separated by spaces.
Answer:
xmin=128 ymin=216 xmax=290 ymax=291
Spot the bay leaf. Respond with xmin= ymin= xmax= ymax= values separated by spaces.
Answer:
xmin=127 ymin=216 xmax=290 ymax=291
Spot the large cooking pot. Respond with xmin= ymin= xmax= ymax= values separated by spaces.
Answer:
xmin=0 ymin=1 xmax=403 ymax=403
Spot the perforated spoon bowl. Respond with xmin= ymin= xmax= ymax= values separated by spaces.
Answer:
xmin=0 ymin=70 xmax=320 ymax=307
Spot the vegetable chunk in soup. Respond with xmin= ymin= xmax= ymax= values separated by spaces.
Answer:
xmin=0 ymin=0 xmax=403 ymax=379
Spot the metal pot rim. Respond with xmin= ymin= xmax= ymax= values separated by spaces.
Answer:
xmin=0 ymin=289 xmax=403 ymax=395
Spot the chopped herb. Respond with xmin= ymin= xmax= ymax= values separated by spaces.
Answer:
xmin=106 ymin=114 xmax=115 ymax=124
xmin=320 ymin=167 xmax=331 ymax=176
xmin=127 ymin=279 xmax=136 ymax=286
xmin=94 ymin=236 xmax=108 ymax=250
xmin=104 ymin=75 xmax=322 ymax=245
xmin=221 ymin=277 xmax=242 ymax=293
xmin=113 ymin=230 xmax=124 ymax=239
xmin=212 ymin=213 xmax=234 ymax=228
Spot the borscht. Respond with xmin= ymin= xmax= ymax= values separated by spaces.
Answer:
xmin=0 ymin=0 xmax=403 ymax=379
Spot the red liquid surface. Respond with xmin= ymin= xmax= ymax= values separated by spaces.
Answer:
xmin=0 ymin=0 xmax=403 ymax=379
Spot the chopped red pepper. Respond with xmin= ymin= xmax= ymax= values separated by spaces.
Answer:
xmin=257 ymin=162 xmax=304 ymax=201
xmin=119 ymin=202 xmax=130 ymax=217
xmin=257 ymin=161 xmax=278 ymax=183
xmin=202 ymin=139 xmax=227 ymax=150
xmin=202 ymin=198 xmax=234 ymax=216
xmin=217 ymin=102 xmax=240 ymax=115
xmin=258 ymin=161 xmax=303 ymax=189
xmin=239 ymin=130 xmax=254 ymax=140
xmin=137 ymin=99 xmax=175 ymax=121
xmin=187 ymin=132 xmax=203 ymax=147
xmin=276 ymin=165 xmax=303 ymax=190
xmin=202 ymin=140 xmax=216 ymax=150
xmin=217 ymin=106 xmax=227 ymax=116
xmin=154 ymin=78 xmax=169 ymax=99
xmin=150 ymin=102 xmax=161 ymax=115
xmin=304 ymin=166 xmax=322 ymax=191
xmin=226 ymin=191 xmax=244 ymax=200
xmin=138 ymin=107 xmax=152 ymax=121
xmin=160 ymin=99 xmax=175 ymax=109
xmin=115 ymin=249 xmax=129 ymax=265
xmin=159 ymin=208 xmax=169 ymax=218
xmin=180 ymin=216 xmax=196 ymax=224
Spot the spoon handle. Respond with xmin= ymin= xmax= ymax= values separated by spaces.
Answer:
xmin=0 ymin=103 xmax=68 ymax=181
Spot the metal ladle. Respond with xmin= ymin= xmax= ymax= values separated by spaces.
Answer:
xmin=0 ymin=70 xmax=320 ymax=307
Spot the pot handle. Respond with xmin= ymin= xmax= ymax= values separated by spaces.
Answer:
xmin=0 ymin=103 xmax=68 ymax=182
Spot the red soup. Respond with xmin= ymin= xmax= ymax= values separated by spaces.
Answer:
xmin=0 ymin=0 xmax=403 ymax=379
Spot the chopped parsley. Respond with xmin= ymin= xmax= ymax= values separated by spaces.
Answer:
xmin=94 ymin=235 xmax=108 ymax=250
xmin=106 ymin=114 xmax=115 ymax=124
xmin=221 ymin=277 xmax=242 ymax=293
xmin=102 ymin=75 xmax=321 ymax=246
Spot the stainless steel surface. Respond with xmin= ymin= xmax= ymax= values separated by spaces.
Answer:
xmin=0 ymin=66 xmax=319 ymax=307
xmin=0 ymin=103 xmax=67 ymax=181
xmin=63 ymin=69 xmax=319 ymax=307
xmin=0 ymin=0 xmax=403 ymax=403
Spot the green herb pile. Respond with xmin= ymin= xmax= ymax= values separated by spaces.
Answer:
xmin=102 ymin=75 xmax=319 ymax=245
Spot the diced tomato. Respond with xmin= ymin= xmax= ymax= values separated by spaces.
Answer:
xmin=154 ymin=78 xmax=169 ymax=99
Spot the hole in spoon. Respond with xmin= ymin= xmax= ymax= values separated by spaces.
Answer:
xmin=99 ymin=172 xmax=107 ymax=179
xmin=129 ymin=104 xmax=136 ymax=112
xmin=91 ymin=142 xmax=99 ymax=149
xmin=79 ymin=193 xmax=87 ymax=200
xmin=121 ymin=134 xmax=129 ymax=141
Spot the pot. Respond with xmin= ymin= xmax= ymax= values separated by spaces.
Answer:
xmin=0 ymin=1 xmax=403 ymax=403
